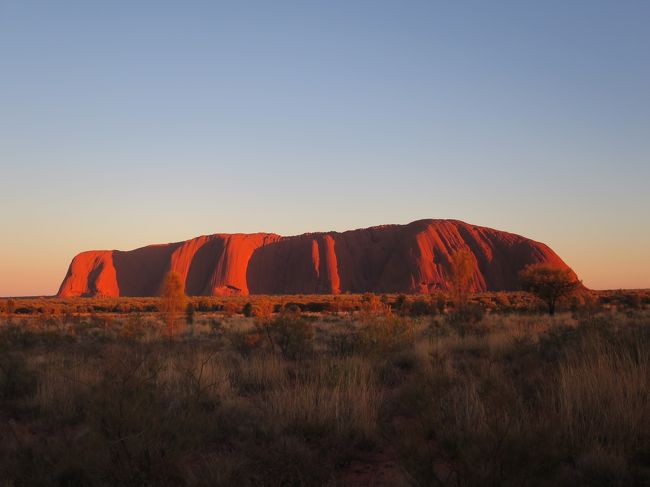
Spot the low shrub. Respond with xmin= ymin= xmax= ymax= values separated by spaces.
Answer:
xmin=446 ymin=303 xmax=487 ymax=336
xmin=228 ymin=329 xmax=265 ymax=357
xmin=358 ymin=316 xmax=415 ymax=354
xmin=265 ymin=310 xmax=314 ymax=360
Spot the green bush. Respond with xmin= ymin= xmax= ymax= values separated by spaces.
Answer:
xmin=267 ymin=310 xmax=314 ymax=360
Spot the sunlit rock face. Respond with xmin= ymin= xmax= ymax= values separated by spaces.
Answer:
xmin=57 ymin=219 xmax=574 ymax=297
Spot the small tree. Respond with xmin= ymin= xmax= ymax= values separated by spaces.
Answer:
xmin=160 ymin=272 xmax=186 ymax=340
xmin=252 ymin=299 xmax=276 ymax=348
xmin=448 ymin=249 xmax=474 ymax=310
xmin=5 ymin=299 xmax=16 ymax=324
xmin=185 ymin=301 xmax=195 ymax=325
xmin=6 ymin=299 xmax=15 ymax=315
xmin=519 ymin=264 xmax=580 ymax=316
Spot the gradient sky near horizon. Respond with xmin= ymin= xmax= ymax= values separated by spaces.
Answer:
xmin=1 ymin=0 xmax=649 ymax=296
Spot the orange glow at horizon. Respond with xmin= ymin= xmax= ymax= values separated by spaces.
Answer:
xmin=1 ymin=219 xmax=648 ymax=297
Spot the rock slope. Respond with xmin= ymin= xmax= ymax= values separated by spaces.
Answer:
xmin=57 ymin=219 xmax=574 ymax=297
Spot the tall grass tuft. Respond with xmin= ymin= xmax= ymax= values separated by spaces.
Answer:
xmin=557 ymin=335 xmax=650 ymax=453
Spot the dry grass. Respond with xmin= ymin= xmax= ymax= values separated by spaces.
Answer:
xmin=33 ymin=353 xmax=100 ymax=422
xmin=268 ymin=357 xmax=381 ymax=441
xmin=0 ymin=298 xmax=649 ymax=485
xmin=557 ymin=336 xmax=650 ymax=452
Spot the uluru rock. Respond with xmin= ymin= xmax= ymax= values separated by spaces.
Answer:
xmin=57 ymin=219 xmax=576 ymax=297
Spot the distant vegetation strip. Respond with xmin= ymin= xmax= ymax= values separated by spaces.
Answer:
xmin=1 ymin=290 xmax=648 ymax=316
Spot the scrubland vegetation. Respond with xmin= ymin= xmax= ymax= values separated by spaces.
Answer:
xmin=1 ymin=291 xmax=649 ymax=486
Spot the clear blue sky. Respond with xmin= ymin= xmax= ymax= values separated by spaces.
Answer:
xmin=1 ymin=0 xmax=649 ymax=295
